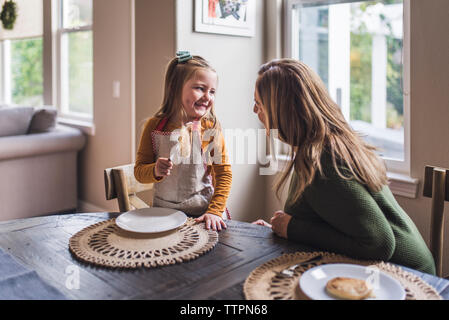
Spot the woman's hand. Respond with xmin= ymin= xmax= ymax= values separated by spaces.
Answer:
xmin=251 ymin=219 xmax=272 ymax=228
xmin=154 ymin=157 xmax=173 ymax=178
xmin=270 ymin=210 xmax=291 ymax=239
xmin=195 ymin=213 xmax=227 ymax=231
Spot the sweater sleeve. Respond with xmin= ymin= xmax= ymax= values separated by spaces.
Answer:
xmin=286 ymin=171 xmax=396 ymax=261
xmin=134 ymin=118 xmax=164 ymax=184
xmin=207 ymin=164 xmax=232 ymax=216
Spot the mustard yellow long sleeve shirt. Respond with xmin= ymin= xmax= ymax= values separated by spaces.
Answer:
xmin=134 ymin=116 xmax=232 ymax=217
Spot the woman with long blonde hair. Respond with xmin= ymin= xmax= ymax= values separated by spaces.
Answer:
xmin=252 ymin=59 xmax=435 ymax=274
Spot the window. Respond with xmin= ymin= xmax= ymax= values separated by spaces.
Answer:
xmin=0 ymin=0 xmax=44 ymax=106
xmin=286 ymin=0 xmax=410 ymax=173
xmin=0 ymin=0 xmax=93 ymax=125
xmin=57 ymin=0 xmax=93 ymax=120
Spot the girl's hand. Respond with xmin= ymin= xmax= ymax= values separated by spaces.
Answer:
xmin=195 ymin=213 xmax=227 ymax=231
xmin=270 ymin=210 xmax=291 ymax=239
xmin=154 ymin=158 xmax=173 ymax=178
xmin=251 ymin=219 xmax=272 ymax=228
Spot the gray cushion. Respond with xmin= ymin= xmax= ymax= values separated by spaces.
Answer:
xmin=0 ymin=106 xmax=35 ymax=137
xmin=28 ymin=107 xmax=58 ymax=134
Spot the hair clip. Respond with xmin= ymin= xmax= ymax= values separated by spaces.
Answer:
xmin=176 ymin=50 xmax=193 ymax=63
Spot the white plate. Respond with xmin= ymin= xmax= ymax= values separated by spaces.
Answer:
xmin=299 ymin=263 xmax=406 ymax=300
xmin=115 ymin=207 xmax=187 ymax=233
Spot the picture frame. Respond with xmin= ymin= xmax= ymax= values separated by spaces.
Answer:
xmin=194 ymin=0 xmax=256 ymax=37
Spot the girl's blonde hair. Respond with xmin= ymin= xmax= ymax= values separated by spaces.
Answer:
xmin=155 ymin=55 xmax=218 ymax=128
xmin=256 ymin=58 xmax=388 ymax=202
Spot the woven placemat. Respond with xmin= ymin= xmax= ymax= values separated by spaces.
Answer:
xmin=69 ymin=218 xmax=218 ymax=268
xmin=243 ymin=251 xmax=441 ymax=300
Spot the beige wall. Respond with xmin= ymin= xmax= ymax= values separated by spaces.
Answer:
xmin=135 ymin=0 xmax=176 ymax=145
xmin=78 ymin=0 xmax=134 ymax=212
xmin=175 ymin=0 xmax=266 ymax=222
xmin=133 ymin=0 xmax=176 ymax=204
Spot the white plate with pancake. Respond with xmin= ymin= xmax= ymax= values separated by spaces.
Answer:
xmin=115 ymin=207 xmax=187 ymax=233
xmin=299 ymin=263 xmax=406 ymax=300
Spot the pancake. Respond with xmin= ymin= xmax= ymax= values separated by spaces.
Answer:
xmin=325 ymin=277 xmax=373 ymax=300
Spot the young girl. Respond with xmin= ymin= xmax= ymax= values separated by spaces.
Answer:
xmin=134 ymin=52 xmax=231 ymax=231
xmin=252 ymin=58 xmax=436 ymax=275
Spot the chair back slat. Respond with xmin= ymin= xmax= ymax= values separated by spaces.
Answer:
xmin=104 ymin=164 xmax=153 ymax=200
xmin=423 ymin=165 xmax=448 ymax=277
xmin=423 ymin=165 xmax=449 ymax=201
xmin=104 ymin=163 xmax=153 ymax=212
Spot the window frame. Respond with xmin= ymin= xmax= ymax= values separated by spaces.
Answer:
xmin=0 ymin=39 xmax=11 ymax=104
xmin=53 ymin=0 xmax=93 ymax=123
xmin=284 ymin=0 xmax=411 ymax=176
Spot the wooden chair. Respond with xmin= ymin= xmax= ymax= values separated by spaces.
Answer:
xmin=423 ymin=165 xmax=449 ymax=277
xmin=104 ymin=164 xmax=154 ymax=212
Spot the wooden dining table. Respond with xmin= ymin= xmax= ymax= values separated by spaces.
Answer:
xmin=0 ymin=211 xmax=448 ymax=301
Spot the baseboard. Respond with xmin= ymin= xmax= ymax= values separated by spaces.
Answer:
xmin=77 ymin=200 xmax=109 ymax=213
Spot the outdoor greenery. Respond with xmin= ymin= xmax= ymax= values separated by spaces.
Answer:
xmin=386 ymin=34 xmax=403 ymax=129
xmin=11 ymin=37 xmax=43 ymax=105
xmin=68 ymin=30 xmax=93 ymax=114
xmin=350 ymin=0 xmax=404 ymax=129
xmin=350 ymin=31 xmax=372 ymax=123
xmin=9 ymin=32 xmax=93 ymax=114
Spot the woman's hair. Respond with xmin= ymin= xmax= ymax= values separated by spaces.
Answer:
xmin=256 ymin=58 xmax=388 ymax=202
xmin=155 ymin=55 xmax=218 ymax=128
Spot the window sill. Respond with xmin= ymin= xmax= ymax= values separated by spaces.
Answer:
xmin=57 ymin=117 xmax=95 ymax=136
xmin=263 ymin=155 xmax=419 ymax=199
xmin=387 ymin=172 xmax=419 ymax=199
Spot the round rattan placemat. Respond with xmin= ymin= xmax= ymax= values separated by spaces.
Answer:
xmin=69 ymin=218 xmax=218 ymax=268
xmin=243 ymin=251 xmax=441 ymax=300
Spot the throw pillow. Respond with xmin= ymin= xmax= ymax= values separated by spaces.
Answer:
xmin=28 ymin=107 xmax=58 ymax=134
xmin=0 ymin=106 xmax=35 ymax=137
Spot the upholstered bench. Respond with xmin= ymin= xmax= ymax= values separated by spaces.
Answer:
xmin=0 ymin=106 xmax=86 ymax=221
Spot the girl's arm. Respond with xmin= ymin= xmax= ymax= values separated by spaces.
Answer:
xmin=286 ymin=173 xmax=396 ymax=261
xmin=203 ymin=126 xmax=232 ymax=217
xmin=207 ymin=164 xmax=232 ymax=216
xmin=134 ymin=118 xmax=163 ymax=184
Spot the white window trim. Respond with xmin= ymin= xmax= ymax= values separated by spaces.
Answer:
xmin=52 ymin=0 xmax=94 ymax=127
xmin=58 ymin=116 xmax=95 ymax=135
xmin=1 ymin=40 xmax=11 ymax=104
xmin=43 ymin=0 xmax=95 ymax=135
xmin=284 ymin=0 xmax=416 ymax=197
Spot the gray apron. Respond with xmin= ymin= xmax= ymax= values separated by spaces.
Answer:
xmin=151 ymin=118 xmax=214 ymax=216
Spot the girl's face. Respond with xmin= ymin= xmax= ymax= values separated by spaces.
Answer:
xmin=253 ymin=88 xmax=269 ymax=133
xmin=181 ymin=69 xmax=217 ymax=122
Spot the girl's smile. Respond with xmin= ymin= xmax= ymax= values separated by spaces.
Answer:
xmin=181 ymin=69 xmax=217 ymax=122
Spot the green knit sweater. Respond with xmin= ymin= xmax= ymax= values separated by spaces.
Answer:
xmin=285 ymin=156 xmax=436 ymax=275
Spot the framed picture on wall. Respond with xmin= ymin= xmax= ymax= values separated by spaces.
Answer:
xmin=194 ymin=0 xmax=256 ymax=37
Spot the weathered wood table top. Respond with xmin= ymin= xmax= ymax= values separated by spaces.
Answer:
xmin=0 ymin=212 xmax=448 ymax=300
